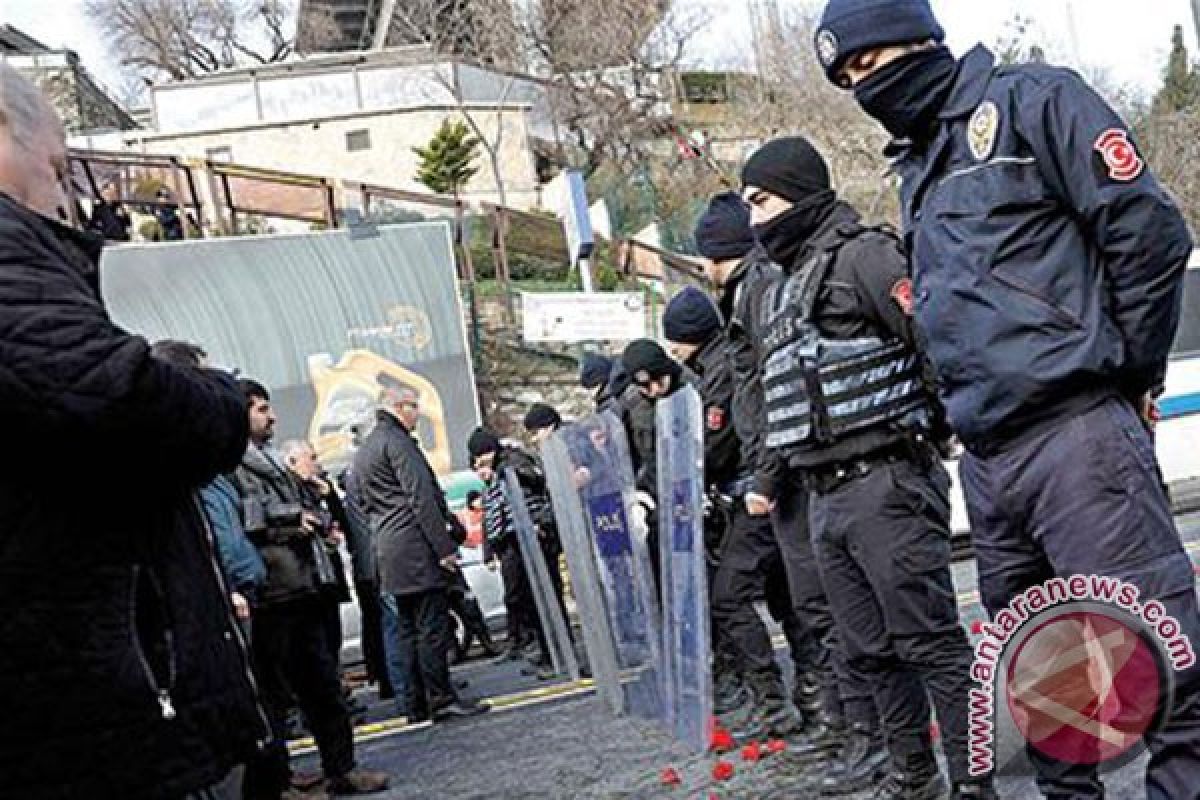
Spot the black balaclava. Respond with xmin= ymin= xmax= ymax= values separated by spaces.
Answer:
xmin=742 ymin=136 xmax=839 ymax=267
xmin=754 ymin=194 xmax=838 ymax=268
xmin=853 ymin=45 xmax=958 ymax=142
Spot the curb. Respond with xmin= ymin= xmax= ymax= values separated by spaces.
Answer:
xmin=287 ymin=678 xmax=596 ymax=756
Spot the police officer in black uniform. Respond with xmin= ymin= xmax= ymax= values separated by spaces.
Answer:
xmin=661 ymin=286 xmax=817 ymax=740
xmin=819 ymin=3 xmax=1200 ymax=797
xmin=741 ymin=136 xmax=985 ymax=799
xmin=696 ymin=192 xmax=891 ymax=786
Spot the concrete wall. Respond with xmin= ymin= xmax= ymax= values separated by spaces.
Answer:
xmin=122 ymin=105 xmax=542 ymax=211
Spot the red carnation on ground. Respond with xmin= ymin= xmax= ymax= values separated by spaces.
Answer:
xmin=929 ymin=721 xmax=940 ymax=742
xmin=709 ymin=727 xmax=735 ymax=753
xmin=712 ymin=761 xmax=735 ymax=781
xmin=766 ymin=739 xmax=787 ymax=754
xmin=970 ymin=619 xmax=984 ymax=635
xmin=740 ymin=742 xmax=762 ymax=762
xmin=660 ymin=767 xmax=681 ymax=787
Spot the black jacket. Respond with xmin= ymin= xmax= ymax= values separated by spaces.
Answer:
xmin=353 ymin=411 xmax=460 ymax=596
xmin=0 ymin=194 xmax=266 ymax=798
xmin=686 ymin=333 xmax=741 ymax=487
xmin=759 ymin=203 xmax=926 ymax=487
xmin=483 ymin=446 xmax=559 ymax=563
xmin=895 ymin=45 xmax=1190 ymax=449
xmin=717 ymin=245 xmax=782 ymax=494
xmin=234 ymin=444 xmax=322 ymax=607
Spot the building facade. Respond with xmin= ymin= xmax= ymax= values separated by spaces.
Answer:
xmin=1 ymin=25 xmax=137 ymax=135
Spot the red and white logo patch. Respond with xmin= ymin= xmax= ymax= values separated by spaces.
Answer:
xmin=707 ymin=406 xmax=726 ymax=432
xmin=1094 ymin=129 xmax=1144 ymax=182
xmin=890 ymin=278 xmax=915 ymax=316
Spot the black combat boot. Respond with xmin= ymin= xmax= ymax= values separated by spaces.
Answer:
xmin=950 ymin=779 xmax=997 ymax=800
xmin=818 ymin=724 xmax=890 ymax=796
xmin=731 ymin=669 xmax=805 ymax=741
xmin=793 ymin=670 xmax=824 ymax=719
xmin=786 ymin=710 xmax=845 ymax=763
xmin=872 ymin=752 xmax=949 ymax=800
xmin=713 ymin=667 xmax=752 ymax=715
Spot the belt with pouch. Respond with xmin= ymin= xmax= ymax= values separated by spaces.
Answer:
xmin=805 ymin=438 xmax=933 ymax=496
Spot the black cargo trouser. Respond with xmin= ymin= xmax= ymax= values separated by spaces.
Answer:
xmin=810 ymin=456 xmax=974 ymax=782
xmin=710 ymin=507 xmax=787 ymax=701
xmin=773 ymin=486 xmax=877 ymax=727
xmin=963 ymin=395 xmax=1200 ymax=798
xmin=244 ymin=597 xmax=356 ymax=800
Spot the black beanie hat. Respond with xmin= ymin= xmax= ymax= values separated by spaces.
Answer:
xmin=467 ymin=427 xmax=501 ymax=460
xmin=523 ymin=403 xmax=562 ymax=432
xmin=622 ymin=339 xmax=675 ymax=383
xmin=663 ymin=287 xmax=722 ymax=346
xmin=580 ymin=353 xmax=614 ymax=390
xmin=694 ymin=192 xmax=755 ymax=262
xmin=741 ymin=137 xmax=831 ymax=204
xmin=815 ymin=0 xmax=945 ymax=84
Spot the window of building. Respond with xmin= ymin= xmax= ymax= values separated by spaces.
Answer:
xmin=205 ymin=146 xmax=232 ymax=163
xmin=346 ymin=129 xmax=371 ymax=152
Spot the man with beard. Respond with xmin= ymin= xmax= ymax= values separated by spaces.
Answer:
xmin=817 ymin=1 xmax=1200 ymax=797
xmin=741 ymin=136 xmax=982 ymax=799
xmin=234 ymin=381 xmax=389 ymax=798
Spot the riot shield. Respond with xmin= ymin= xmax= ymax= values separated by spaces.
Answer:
xmin=502 ymin=467 xmax=580 ymax=682
xmin=541 ymin=411 xmax=664 ymax=721
xmin=656 ymin=386 xmax=713 ymax=752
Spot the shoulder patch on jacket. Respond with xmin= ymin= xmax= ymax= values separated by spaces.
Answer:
xmin=890 ymin=278 xmax=915 ymax=316
xmin=1094 ymin=128 xmax=1144 ymax=183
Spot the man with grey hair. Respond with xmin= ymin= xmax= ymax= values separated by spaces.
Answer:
xmin=353 ymin=386 xmax=488 ymax=721
xmin=0 ymin=64 xmax=266 ymax=798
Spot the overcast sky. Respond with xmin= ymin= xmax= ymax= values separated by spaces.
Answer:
xmin=4 ymin=0 xmax=1197 ymax=99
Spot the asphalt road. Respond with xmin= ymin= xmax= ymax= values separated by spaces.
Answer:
xmin=297 ymin=513 xmax=1200 ymax=799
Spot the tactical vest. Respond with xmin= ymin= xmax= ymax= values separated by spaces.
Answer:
xmin=760 ymin=227 xmax=930 ymax=452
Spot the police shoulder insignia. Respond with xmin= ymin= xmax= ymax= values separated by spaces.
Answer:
xmin=890 ymin=278 xmax=915 ymax=316
xmin=816 ymin=29 xmax=839 ymax=69
xmin=1094 ymin=128 xmax=1144 ymax=182
xmin=967 ymin=102 xmax=1000 ymax=162
xmin=707 ymin=406 xmax=726 ymax=432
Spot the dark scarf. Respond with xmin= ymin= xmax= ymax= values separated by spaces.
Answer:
xmin=854 ymin=46 xmax=959 ymax=142
xmin=753 ymin=190 xmax=838 ymax=268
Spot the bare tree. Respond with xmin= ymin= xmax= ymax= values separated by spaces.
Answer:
xmin=523 ymin=1 xmax=707 ymax=178
xmin=727 ymin=7 xmax=897 ymax=223
xmin=382 ymin=0 xmax=537 ymax=209
xmin=85 ymin=0 xmax=336 ymax=82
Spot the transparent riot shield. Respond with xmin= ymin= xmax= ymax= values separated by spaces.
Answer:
xmin=502 ymin=467 xmax=580 ymax=682
xmin=656 ymin=386 xmax=713 ymax=752
xmin=541 ymin=411 xmax=664 ymax=721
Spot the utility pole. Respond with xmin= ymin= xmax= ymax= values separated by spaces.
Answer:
xmin=1192 ymin=0 xmax=1200 ymax=57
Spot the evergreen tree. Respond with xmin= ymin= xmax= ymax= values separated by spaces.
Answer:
xmin=1155 ymin=24 xmax=1200 ymax=113
xmin=413 ymin=119 xmax=482 ymax=197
